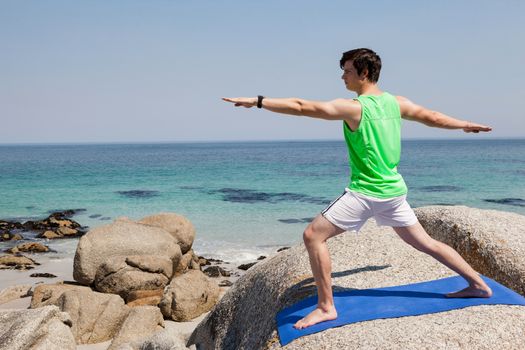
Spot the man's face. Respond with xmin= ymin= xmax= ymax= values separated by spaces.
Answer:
xmin=341 ymin=60 xmax=361 ymax=91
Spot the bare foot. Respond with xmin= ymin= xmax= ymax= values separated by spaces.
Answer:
xmin=293 ymin=306 xmax=338 ymax=330
xmin=446 ymin=285 xmax=493 ymax=298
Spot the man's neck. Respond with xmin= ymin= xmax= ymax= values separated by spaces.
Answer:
xmin=355 ymin=84 xmax=382 ymax=96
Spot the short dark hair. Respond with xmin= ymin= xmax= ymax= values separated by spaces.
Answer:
xmin=340 ymin=48 xmax=382 ymax=83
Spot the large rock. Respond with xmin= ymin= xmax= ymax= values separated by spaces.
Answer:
xmin=0 ymin=305 xmax=76 ymax=350
xmin=188 ymin=215 xmax=525 ymax=350
xmin=30 ymin=283 xmax=91 ymax=308
xmin=55 ymin=289 xmax=129 ymax=344
xmin=160 ymin=270 xmax=219 ymax=321
xmin=415 ymin=206 xmax=525 ymax=295
xmin=108 ymin=306 xmax=165 ymax=350
xmin=94 ymin=255 xmax=172 ymax=299
xmin=139 ymin=213 xmax=195 ymax=254
xmin=73 ymin=217 xmax=182 ymax=286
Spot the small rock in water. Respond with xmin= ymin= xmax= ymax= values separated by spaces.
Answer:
xmin=219 ymin=280 xmax=233 ymax=287
xmin=0 ymin=232 xmax=24 ymax=242
xmin=56 ymin=226 xmax=78 ymax=236
xmin=6 ymin=242 xmax=49 ymax=254
xmin=257 ymin=256 xmax=266 ymax=260
xmin=100 ymin=217 xmax=111 ymax=221
xmin=198 ymin=257 xmax=210 ymax=266
xmin=30 ymin=273 xmax=57 ymax=278
xmin=203 ymin=266 xmax=231 ymax=277
xmin=39 ymin=230 xmax=60 ymax=239
xmin=238 ymin=262 xmax=257 ymax=271
xmin=277 ymin=247 xmax=290 ymax=252
xmin=0 ymin=254 xmax=39 ymax=270
xmin=89 ymin=214 xmax=102 ymax=218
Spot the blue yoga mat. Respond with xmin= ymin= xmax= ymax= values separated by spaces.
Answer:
xmin=276 ymin=275 xmax=525 ymax=346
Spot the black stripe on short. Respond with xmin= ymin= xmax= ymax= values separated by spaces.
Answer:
xmin=321 ymin=191 xmax=346 ymax=215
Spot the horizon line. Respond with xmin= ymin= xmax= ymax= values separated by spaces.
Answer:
xmin=1 ymin=136 xmax=524 ymax=146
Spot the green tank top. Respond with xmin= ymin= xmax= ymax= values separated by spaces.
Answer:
xmin=343 ymin=92 xmax=407 ymax=198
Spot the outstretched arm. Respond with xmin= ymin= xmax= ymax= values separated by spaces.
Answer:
xmin=222 ymin=96 xmax=361 ymax=127
xmin=396 ymin=96 xmax=492 ymax=133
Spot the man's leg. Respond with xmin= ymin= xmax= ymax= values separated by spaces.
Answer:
xmin=392 ymin=221 xmax=492 ymax=297
xmin=293 ymin=214 xmax=345 ymax=330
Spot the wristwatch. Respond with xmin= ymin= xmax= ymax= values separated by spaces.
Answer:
xmin=257 ymin=95 xmax=265 ymax=108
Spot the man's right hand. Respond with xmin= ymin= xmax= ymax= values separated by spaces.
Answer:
xmin=222 ymin=97 xmax=257 ymax=108
xmin=463 ymin=122 xmax=492 ymax=133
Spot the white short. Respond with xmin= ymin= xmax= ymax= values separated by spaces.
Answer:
xmin=321 ymin=188 xmax=418 ymax=232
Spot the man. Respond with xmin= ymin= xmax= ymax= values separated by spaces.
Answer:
xmin=223 ymin=48 xmax=493 ymax=330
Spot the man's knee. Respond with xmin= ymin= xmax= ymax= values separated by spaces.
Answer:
xmin=303 ymin=224 xmax=318 ymax=245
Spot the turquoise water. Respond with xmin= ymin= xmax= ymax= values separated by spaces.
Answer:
xmin=1 ymin=139 xmax=524 ymax=262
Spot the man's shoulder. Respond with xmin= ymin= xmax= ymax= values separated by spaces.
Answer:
xmin=394 ymin=95 xmax=410 ymax=103
xmin=329 ymin=98 xmax=361 ymax=113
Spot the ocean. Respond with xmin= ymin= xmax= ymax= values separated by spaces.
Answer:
xmin=1 ymin=139 xmax=524 ymax=263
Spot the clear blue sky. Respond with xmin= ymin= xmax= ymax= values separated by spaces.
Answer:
xmin=1 ymin=0 xmax=524 ymax=143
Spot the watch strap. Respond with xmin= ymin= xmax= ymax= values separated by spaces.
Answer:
xmin=257 ymin=95 xmax=265 ymax=108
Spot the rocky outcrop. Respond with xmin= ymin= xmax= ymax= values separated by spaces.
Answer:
xmin=1 ymin=211 xmax=87 ymax=241
xmin=160 ymin=270 xmax=220 ymax=321
xmin=108 ymin=306 xmax=164 ymax=350
xmin=29 ymin=211 xmax=86 ymax=239
xmin=0 ymin=284 xmax=32 ymax=305
xmin=0 ymin=305 xmax=76 ymax=350
xmin=415 ymin=206 xmax=525 ymax=295
xmin=1 ymin=212 xmax=222 ymax=349
xmin=73 ymin=218 xmax=182 ymax=286
xmin=188 ymin=214 xmax=525 ymax=350
xmin=139 ymin=213 xmax=196 ymax=254
xmin=0 ymin=220 xmax=24 ymax=242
